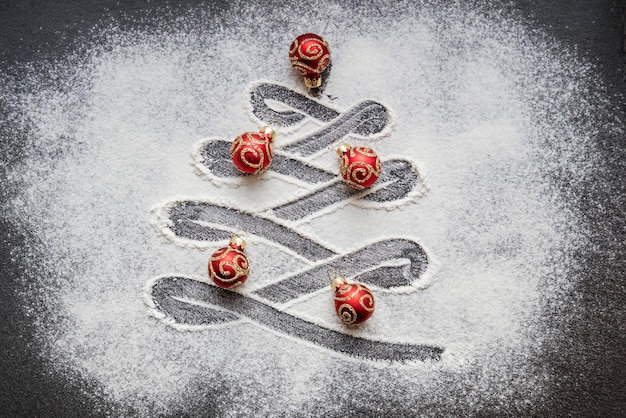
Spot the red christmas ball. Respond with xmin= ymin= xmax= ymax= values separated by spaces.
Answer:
xmin=208 ymin=236 xmax=250 ymax=289
xmin=289 ymin=33 xmax=331 ymax=89
xmin=337 ymin=144 xmax=382 ymax=189
xmin=230 ymin=126 xmax=275 ymax=175
xmin=332 ymin=277 xmax=375 ymax=325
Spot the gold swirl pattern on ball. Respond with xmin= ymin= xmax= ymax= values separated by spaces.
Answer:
xmin=334 ymin=283 xmax=361 ymax=302
xmin=347 ymin=163 xmax=374 ymax=186
xmin=337 ymin=303 xmax=358 ymax=325
xmin=351 ymin=146 xmax=378 ymax=158
xmin=359 ymin=293 xmax=375 ymax=312
xmin=344 ymin=161 xmax=381 ymax=188
xmin=289 ymin=58 xmax=330 ymax=76
xmin=230 ymin=133 xmax=273 ymax=171
xmin=339 ymin=154 xmax=350 ymax=174
xmin=210 ymin=250 xmax=249 ymax=284
xmin=289 ymin=36 xmax=330 ymax=75
xmin=293 ymin=36 xmax=328 ymax=60
xmin=290 ymin=64 xmax=309 ymax=77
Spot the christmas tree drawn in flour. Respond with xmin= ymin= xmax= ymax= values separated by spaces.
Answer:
xmin=145 ymin=82 xmax=442 ymax=362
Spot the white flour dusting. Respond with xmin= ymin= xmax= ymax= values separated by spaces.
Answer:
xmin=2 ymin=1 xmax=619 ymax=415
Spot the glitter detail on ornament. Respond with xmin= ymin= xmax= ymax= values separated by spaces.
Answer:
xmin=337 ymin=143 xmax=382 ymax=189
xmin=289 ymin=33 xmax=331 ymax=92
xmin=230 ymin=126 xmax=275 ymax=175
xmin=208 ymin=235 xmax=250 ymax=289
xmin=331 ymin=275 xmax=375 ymax=325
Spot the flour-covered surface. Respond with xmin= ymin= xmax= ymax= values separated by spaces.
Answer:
xmin=1 ymin=0 xmax=625 ymax=416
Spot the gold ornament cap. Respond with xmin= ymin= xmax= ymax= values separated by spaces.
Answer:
xmin=229 ymin=235 xmax=246 ymax=250
xmin=260 ymin=126 xmax=276 ymax=140
xmin=331 ymin=276 xmax=348 ymax=292
xmin=336 ymin=143 xmax=351 ymax=157
xmin=304 ymin=76 xmax=322 ymax=89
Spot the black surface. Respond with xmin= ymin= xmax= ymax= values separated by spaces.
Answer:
xmin=0 ymin=0 xmax=625 ymax=416
xmin=511 ymin=1 xmax=626 ymax=416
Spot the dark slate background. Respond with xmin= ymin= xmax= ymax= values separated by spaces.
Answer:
xmin=0 ymin=0 xmax=624 ymax=416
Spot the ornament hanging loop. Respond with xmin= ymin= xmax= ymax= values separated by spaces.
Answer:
xmin=326 ymin=267 xmax=340 ymax=281
xmin=327 ymin=268 xmax=347 ymax=291
xmin=233 ymin=227 xmax=249 ymax=241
